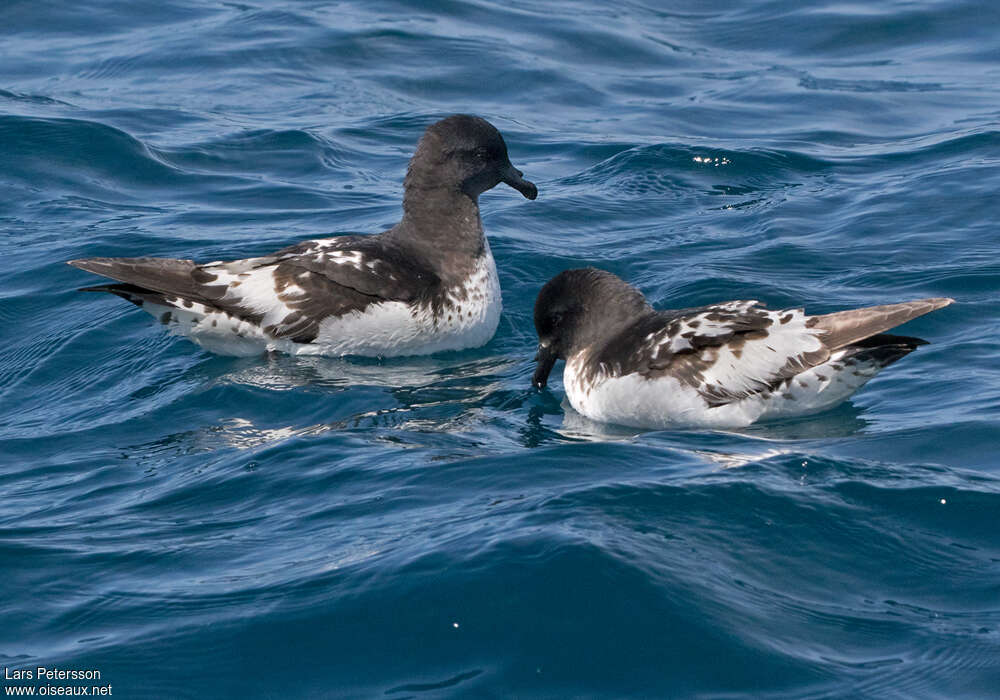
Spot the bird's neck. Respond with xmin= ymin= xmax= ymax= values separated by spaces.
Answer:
xmin=396 ymin=185 xmax=486 ymax=259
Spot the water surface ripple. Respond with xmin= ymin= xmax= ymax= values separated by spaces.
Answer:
xmin=2 ymin=1 xmax=999 ymax=697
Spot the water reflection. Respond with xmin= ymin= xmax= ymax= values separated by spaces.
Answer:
xmin=553 ymin=398 xmax=869 ymax=443
xmin=546 ymin=397 xmax=871 ymax=470
xmin=739 ymin=404 xmax=869 ymax=441
xmin=129 ymin=353 xmax=526 ymax=457
xmin=127 ymin=354 xmax=872 ymax=462
xmin=556 ymin=399 xmax=646 ymax=442
xmin=219 ymin=352 xmax=514 ymax=391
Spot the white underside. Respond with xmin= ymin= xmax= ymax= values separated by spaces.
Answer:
xmin=562 ymin=349 xmax=883 ymax=430
xmin=141 ymin=248 xmax=502 ymax=358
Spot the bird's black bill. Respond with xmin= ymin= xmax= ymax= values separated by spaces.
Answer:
xmin=502 ymin=164 xmax=538 ymax=200
xmin=532 ymin=344 xmax=557 ymax=388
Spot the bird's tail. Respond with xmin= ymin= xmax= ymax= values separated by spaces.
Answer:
xmin=67 ymin=257 xmax=213 ymax=303
xmin=76 ymin=282 xmax=173 ymax=308
xmin=810 ymin=298 xmax=954 ymax=351
xmin=838 ymin=332 xmax=929 ymax=369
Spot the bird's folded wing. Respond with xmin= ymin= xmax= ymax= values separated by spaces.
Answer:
xmin=69 ymin=238 xmax=440 ymax=343
xmin=595 ymin=301 xmax=828 ymax=406
xmin=269 ymin=237 xmax=439 ymax=303
xmin=596 ymin=296 xmax=952 ymax=407
xmin=195 ymin=240 xmax=439 ymax=341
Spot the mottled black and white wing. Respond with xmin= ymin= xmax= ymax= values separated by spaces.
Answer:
xmin=70 ymin=236 xmax=440 ymax=344
xmin=191 ymin=237 xmax=440 ymax=342
xmin=592 ymin=297 xmax=953 ymax=408
xmin=593 ymin=301 xmax=828 ymax=406
xmin=269 ymin=237 xmax=439 ymax=302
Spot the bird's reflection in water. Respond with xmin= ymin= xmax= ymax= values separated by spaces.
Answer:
xmin=167 ymin=353 xmax=526 ymax=453
xmin=204 ymin=417 xmax=329 ymax=450
xmin=548 ymin=397 xmax=871 ymax=468
xmin=133 ymin=356 xmax=872 ymax=461
xmin=555 ymin=397 xmax=868 ymax=442
xmin=221 ymin=353 xmax=505 ymax=392
xmin=738 ymin=403 xmax=869 ymax=440
xmin=517 ymin=392 xmax=572 ymax=449
xmin=555 ymin=399 xmax=647 ymax=442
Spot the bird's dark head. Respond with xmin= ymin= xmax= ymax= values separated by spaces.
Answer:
xmin=532 ymin=268 xmax=649 ymax=389
xmin=407 ymin=115 xmax=537 ymax=201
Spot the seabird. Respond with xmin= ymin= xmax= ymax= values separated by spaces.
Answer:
xmin=68 ymin=115 xmax=537 ymax=357
xmin=532 ymin=268 xmax=953 ymax=429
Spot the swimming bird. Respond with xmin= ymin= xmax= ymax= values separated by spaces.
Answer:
xmin=68 ymin=115 xmax=537 ymax=357
xmin=532 ymin=268 xmax=953 ymax=429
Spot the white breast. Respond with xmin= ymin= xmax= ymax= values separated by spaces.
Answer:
xmin=563 ymin=354 xmax=764 ymax=429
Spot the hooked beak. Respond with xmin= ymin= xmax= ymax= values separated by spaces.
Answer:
xmin=502 ymin=163 xmax=538 ymax=200
xmin=532 ymin=343 xmax=557 ymax=389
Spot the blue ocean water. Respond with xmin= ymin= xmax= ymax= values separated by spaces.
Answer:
xmin=2 ymin=0 xmax=999 ymax=696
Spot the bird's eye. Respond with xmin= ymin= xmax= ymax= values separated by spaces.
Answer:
xmin=474 ymin=148 xmax=489 ymax=160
